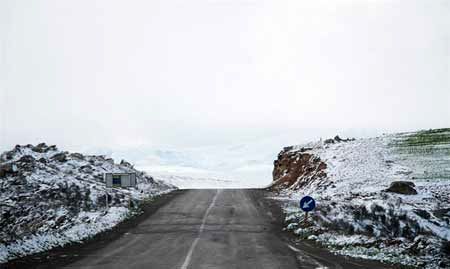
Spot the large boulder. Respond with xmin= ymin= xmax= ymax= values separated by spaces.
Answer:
xmin=120 ymin=160 xmax=133 ymax=168
xmin=386 ymin=181 xmax=417 ymax=195
xmin=51 ymin=153 xmax=67 ymax=162
xmin=0 ymin=163 xmax=17 ymax=178
xmin=18 ymin=155 xmax=35 ymax=163
xmin=70 ymin=153 xmax=84 ymax=160
xmin=79 ymin=165 xmax=93 ymax=174
xmin=32 ymin=143 xmax=49 ymax=153
xmin=324 ymin=135 xmax=356 ymax=144
xmin=48 ymin=145 xmax=58 ymax=151
xmin=0 ymin=150 xmax=14 ymax=161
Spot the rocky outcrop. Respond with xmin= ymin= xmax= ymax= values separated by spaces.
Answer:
xmin=271 ymin=135 xmax=356 ymax=190
xmin=0 ymin=143 xmax=175 ymax=262
xmin=271 ymin=147 xmax=327 ymax=190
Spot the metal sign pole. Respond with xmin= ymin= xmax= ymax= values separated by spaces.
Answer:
xmin=106 ymin=188 xmax=109 ymax=211
xmin=103 ymin=173 xmax=109 ymax=212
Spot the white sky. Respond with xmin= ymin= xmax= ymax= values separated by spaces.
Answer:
xmin=1 ymin=0 xmax=449 ymax=153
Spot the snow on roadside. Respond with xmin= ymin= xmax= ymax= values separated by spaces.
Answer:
xmin=274 ymin=130 xmax=450 ymax=268
xmin=0 ymin=143 xmax=176 ymax=264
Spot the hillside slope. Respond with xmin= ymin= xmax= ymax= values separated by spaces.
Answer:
xmin=0 ymin=143 xmax=176 ymax=263
xmin=272 ymin=129 xmax=450 ymax=268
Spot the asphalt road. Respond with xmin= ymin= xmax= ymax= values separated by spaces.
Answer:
xmin=10 ymin=189 xmax=396 ymax=269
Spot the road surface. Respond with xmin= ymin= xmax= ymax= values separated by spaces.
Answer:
xmin=10 ymin=189 xmax=395 ymax=269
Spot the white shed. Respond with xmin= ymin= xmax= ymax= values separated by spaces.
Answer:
xmin=104 ymin=173 xmax=137 ymax=188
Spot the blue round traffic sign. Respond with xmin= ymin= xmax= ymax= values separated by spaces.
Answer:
xmin=300 ymin=196 xmax=316 ymax=212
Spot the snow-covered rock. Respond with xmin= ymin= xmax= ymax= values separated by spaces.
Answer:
xmin=0 ymin=143 xmax=176 ymax=263
xmin=273 ymin=128 xmax=450 ymax=268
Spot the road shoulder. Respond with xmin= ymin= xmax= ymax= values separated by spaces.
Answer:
xmin=247 ymin=189 xmax=405 ymax=269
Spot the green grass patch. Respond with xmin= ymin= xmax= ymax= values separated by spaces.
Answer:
xmin=391 ymin=128 xmax=450 ymax=148
xmin=389 ymin=128 xmax=450 ymax=181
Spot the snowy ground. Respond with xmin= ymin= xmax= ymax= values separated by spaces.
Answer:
xmin=149 ymin=171 xmax=240 ymax=189
xmin=275 ymin=129 xmax=450 ymax=268
xmin=0 ymin=144 xmax=175 ymax=264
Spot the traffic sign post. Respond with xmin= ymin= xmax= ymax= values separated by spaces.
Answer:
xmin=299 ymin=196 xmax=316 ymax=223
xmin=106 ymin=189 xmax=109 ymax=211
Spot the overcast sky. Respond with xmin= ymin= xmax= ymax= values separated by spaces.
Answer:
xmin=1 ymin=0 xmax=449 ymax=153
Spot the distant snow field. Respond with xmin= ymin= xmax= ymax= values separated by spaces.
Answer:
xmin=107 ymin=138 xmax=287 ymax=189
xmin=139 ymin=166 xmax=264 ymax=189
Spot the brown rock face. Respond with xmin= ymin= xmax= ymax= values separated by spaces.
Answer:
xmin=272 ymin=147 xmax=327 ymax=190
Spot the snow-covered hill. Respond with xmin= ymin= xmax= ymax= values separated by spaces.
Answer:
xmin=0 ymin=143 xmax=176 ymax=263
xmin=272 ymin=129 xmax=450 ymax=268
